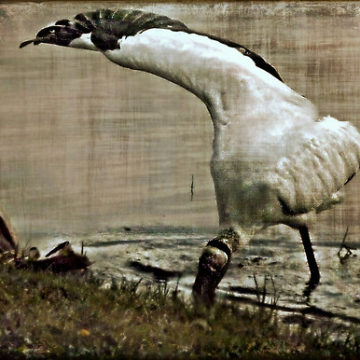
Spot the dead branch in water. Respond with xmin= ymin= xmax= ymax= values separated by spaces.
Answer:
xmin=223 ymin=291 xmax=360 ymax=325
xmin=337 ymin=226 xmax=357 ymax=263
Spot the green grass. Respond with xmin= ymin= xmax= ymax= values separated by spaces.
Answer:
xmin=0 ymin=265 xmax=359 ymax=359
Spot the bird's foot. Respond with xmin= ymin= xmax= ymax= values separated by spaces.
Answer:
xmin=303 ymin=274 xmax=320 ymax=301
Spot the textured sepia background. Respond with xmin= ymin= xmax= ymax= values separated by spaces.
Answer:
xmin=1 ymin=1 xmax=360 ymax=237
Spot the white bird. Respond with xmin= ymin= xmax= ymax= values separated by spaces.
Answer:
xmin=20 ymin=9 xmax=360 ymax=303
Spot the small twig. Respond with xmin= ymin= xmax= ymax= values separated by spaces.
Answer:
xmin=339 ymin=226 xmax=349 ymax=251
xmin=253 ymin=274 xmax=261 ymax=303
xmin=253 ymin=274 xmax=268 ymax=304
xmin=270 ymin=276 xmax=280 ymax=306
xmin=132 ymin=278 xmax=142 ymax=293
xmin=261 ymin=275 xmax=267 ymax=305
xmin=172 ymin=275 xmax=181 ymax=299
xmin=81 ymin=241 xmax=84 ymax=256
xmin=190 ymin=174 xmax=194 ymax=201
xmin=337 ymin=226 xmax=357 ymax=263
xmin=23 ymin=238 xmax=31 ymax=254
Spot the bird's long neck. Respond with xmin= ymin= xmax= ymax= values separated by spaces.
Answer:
xmin=101 ymin=29 xmax=310 ymax=132
xmin=104 ymin=29 xmax=225 ymax=100
xmin=102 ymin=29 xmax=268 ymax=127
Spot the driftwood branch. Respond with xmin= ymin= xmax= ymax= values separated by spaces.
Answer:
xmin=337 ymin=226 xmax=357 ymax=263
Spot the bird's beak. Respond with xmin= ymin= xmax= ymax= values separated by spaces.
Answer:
xmin=19 ymin=39 xmax=40 ymax=48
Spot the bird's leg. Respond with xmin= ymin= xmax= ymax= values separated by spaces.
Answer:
xmin=193 ymin=228 xmax=240 ymax=305
xmin=299 ymin=225 xmax=320 ymax=297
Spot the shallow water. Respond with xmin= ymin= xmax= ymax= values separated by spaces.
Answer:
xmin=1 ymin=2 xmax=360 ymax=322
xmin=32 ymin=224 xmax=360 ymax=322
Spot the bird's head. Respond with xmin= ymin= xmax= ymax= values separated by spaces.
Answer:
xmin=19 ymin=9 xmax=190 ymax=52
xmin=19 ymin=23 xmax=84 ymax=49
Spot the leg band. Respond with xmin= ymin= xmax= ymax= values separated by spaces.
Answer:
xmin=207 ymin=227 xmax=240 ymax=255
xmin=206 ymin=239 xmax=232 ymax=259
